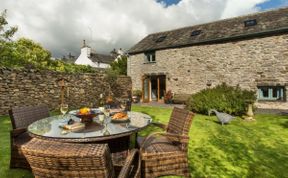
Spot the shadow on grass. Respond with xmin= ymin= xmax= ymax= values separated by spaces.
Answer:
xmin=192 ymin=121 xmax=288 ymax=178
xmin=246 ymin=144 xmax=288 ymax=178
xmin=280 ymin=121 xmax=288 ymax=128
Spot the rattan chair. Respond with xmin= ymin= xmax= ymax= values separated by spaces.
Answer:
xmin=107 ymin=98 xmax=131 ymax=111
xmin=22 ymin=138 xmax=140 ymax=178
xmin=9 ymin=105 xmax=50 ymax=169
xmin=138 ymin=107 xmax=195 ymax=178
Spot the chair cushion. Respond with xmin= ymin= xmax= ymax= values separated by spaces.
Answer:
xmin=13 ymin=132 xmax=32 ymax=147
xmin=139 ymin=135 xmax=181 ymax=153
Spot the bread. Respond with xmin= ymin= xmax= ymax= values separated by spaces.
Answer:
xmin=112 ymin=112 xmax=128 ymax=120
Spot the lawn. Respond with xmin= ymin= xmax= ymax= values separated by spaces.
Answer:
xmin=1 ymin=105 xmax=288 ymax=178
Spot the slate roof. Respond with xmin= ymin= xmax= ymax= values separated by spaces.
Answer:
xmin=128 ymin=7 xmax=288 ymax=54
xmin=90 ymin=53 xmax=114 ymax=64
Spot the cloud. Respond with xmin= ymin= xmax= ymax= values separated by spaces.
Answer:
xmin=0 ymin=0 xmax=270 ymax=57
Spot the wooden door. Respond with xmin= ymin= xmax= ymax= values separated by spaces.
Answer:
xmin=142 ymin=76 xmax=150 ymax=103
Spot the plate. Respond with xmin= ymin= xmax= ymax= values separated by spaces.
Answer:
xmin=111 ymin=117 xmax=130 ymax=123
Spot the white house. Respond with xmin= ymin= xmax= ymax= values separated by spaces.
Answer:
xmin=75 ymin=40 xmax=114 ymax=68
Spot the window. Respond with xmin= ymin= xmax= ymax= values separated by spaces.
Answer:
xmin=144 ymin=51 xmax=156 ymax=63
xmin=191 ymin=30 xmax=202 ymax=36
xmin=244 ymin=19 xmax=257 ymax=27
xmin=257 ymin=86 xmax=285 ymax=101
xmin=155 ymin=35 xmax=166 ymax=43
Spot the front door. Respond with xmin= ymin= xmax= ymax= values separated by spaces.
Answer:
xmin=142 ymin=75 xmax=166 ymax=103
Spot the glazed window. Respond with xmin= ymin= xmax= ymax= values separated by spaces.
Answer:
xmin=244 ymin=19 xmax=257 ymax=27
xmin=144 ymin=51 xmax=156 ymax=63
xmin=257 ymin=86 xmax=285 ymax=101
xmin=191 ymin=30 xmax=202 ymax=36
xmin=155 ymin=35 xmax=166 ymax=43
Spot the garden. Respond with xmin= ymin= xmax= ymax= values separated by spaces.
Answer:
xmin=1 ymin=9 xmax=288 ymax=178
xmin=1 ymin=105 xmax=288 ymax=178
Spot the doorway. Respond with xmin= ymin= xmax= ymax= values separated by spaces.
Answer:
xmin=142 ymin=75 xmax=166 ymax=103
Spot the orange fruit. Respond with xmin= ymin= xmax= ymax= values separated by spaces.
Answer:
xmin=80 ymin=107 xmax=90 ymax=115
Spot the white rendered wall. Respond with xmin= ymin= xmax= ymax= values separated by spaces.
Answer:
xmin=75 ymin=52 xmax=98 ymax=67
xmin=75 ymin=47 xmax=110 ymax=68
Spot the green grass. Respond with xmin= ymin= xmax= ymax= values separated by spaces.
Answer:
xmin=0 ymin=115 xmax=33 ymax=178
xmin=133 ymin=106 xmax=288 ymax=178
xmin=1 ymin=106 xmax=288 ymax=177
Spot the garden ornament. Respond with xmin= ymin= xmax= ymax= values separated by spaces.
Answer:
xmin=208 ymin=109 xmax=235 ymax=125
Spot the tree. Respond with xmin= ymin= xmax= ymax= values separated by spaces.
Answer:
xmin=0 ymin=10 xmax=96 ymax=73
xmin=110 ymin=55 xmax=127 ymax=75
xmin=0 ymin=9 xmax=18 ymax=41
xmin=0 ymin=9 xmax=18 ymax=63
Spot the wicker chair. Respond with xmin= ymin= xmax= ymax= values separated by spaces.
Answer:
xmin=138 ymin=107 xmax=195 ymax=178
xmin=22 ymin=138 xmax=140 ymax=178
xmin=107 ymin=99 xmax=132 ymax=111
xmin=9 ymin=105 xmax=50 ymax=169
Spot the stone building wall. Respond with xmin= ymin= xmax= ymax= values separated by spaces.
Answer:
xmin=128 ymin=34 xmax=288 ymax=109
xmin=0 ymin=68 xmax=131 ymax=115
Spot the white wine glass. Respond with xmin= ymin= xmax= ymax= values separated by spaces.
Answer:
xmin=60 ymin=104 xmax=69 ymax=120
xmin=103 ymin=108 xmax=110 ymax=118
xmin=98 ymin=113 xmax=105 ymax=125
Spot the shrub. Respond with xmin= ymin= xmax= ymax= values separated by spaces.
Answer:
xmin=132 ymin=90 xmax=142 ymax=97
xmin=172 ymin=94 xmax=190 ymax=104
xmin=187 ymin=83 xmax=256 ymax=115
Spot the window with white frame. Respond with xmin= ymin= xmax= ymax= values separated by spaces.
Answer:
xmin=257 ymin=86 xmax=285 ymax=101
xmin=144 ymin=51 xmax=156 ymax=63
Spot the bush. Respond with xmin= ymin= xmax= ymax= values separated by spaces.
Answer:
xmin=187 ymin=83 xmax=256 ymax=115
xmin=172 ymin=94 xmax=190 ymax=104
xmin=132 ymin=90 xmax=142 ymax=97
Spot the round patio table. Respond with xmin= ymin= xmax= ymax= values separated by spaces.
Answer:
xmin=28 ymin=110 xmax=152 ymax=143
xmin=28 ymin=110 xmax=152 ymax=168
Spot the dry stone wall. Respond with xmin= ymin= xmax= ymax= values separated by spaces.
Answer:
xmin=0 ymin=68 xmax=131 ymax=115
xmin=128 ymin=34 xmax=288 ymax=109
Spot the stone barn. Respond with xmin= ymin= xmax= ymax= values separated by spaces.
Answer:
xmin=127 ymin=7 xmax=288 ymax=109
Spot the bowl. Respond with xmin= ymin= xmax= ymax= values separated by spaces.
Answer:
xmin=75 ymin=111 xmax=97 ymax=123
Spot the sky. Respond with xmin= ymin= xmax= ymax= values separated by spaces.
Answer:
xmin=1 ymin=0 xmax=288 ymax=58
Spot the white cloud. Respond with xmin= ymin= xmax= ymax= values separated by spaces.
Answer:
xmin=0 ymin=0 xmax=271 ymax=57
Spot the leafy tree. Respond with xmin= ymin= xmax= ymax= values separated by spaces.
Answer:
xmin=110 ymin=55 xmax=127 ymax=75
xmin=0 ymin=9 xmax=18 ymax=62
xmin=0 ymin=10 xmax=96 ymax=73
xmin=0 ymin=9 xmax=18 ymax=41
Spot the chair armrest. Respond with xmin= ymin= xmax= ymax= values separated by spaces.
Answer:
xmin=118 ymin=149 xmax=140 ymax=178
xmin=151 ymin=122 xmax=167 ymax=130
xmin=140 ymin=132 xmax=189 ymax=151
xmin=161 ymin=132 xmax=189 ymax=144
xmin=10 ymin=128 xmax=27 ymax=137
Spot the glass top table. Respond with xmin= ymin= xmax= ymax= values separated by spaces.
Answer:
xmin=28 ymin=111 xmax=152 ymax=142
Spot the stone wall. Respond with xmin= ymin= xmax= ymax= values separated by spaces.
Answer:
xmin=0 ymin=68 xmax=132 ymax=115
xmin=128 ymin=34 xmax=288 ymax=109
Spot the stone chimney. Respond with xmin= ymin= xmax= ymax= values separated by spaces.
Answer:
xmin=81 ymin=40 xmax=91 ymax=58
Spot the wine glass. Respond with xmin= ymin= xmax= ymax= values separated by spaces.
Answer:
xmin=60 ymin=104 xmax=68 ymax=120
xmin=98 ymin=113 xmax=105 ymax=125
xmin=103 ymin=107 xmax=110 ymax=118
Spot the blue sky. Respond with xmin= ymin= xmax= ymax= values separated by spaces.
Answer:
xmin=257 ymin=0 xmax=288 ymax=9
xmin=159 ymin=0 xmax=181 ymax=6
xmin=161 ymin=0 xmax=288 ymax=10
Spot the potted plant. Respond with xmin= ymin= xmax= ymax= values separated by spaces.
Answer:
xmin=164 ymin=90 xmax=173 ymax=104
xmin=132 ymin=90 xmax=142 ymax=103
